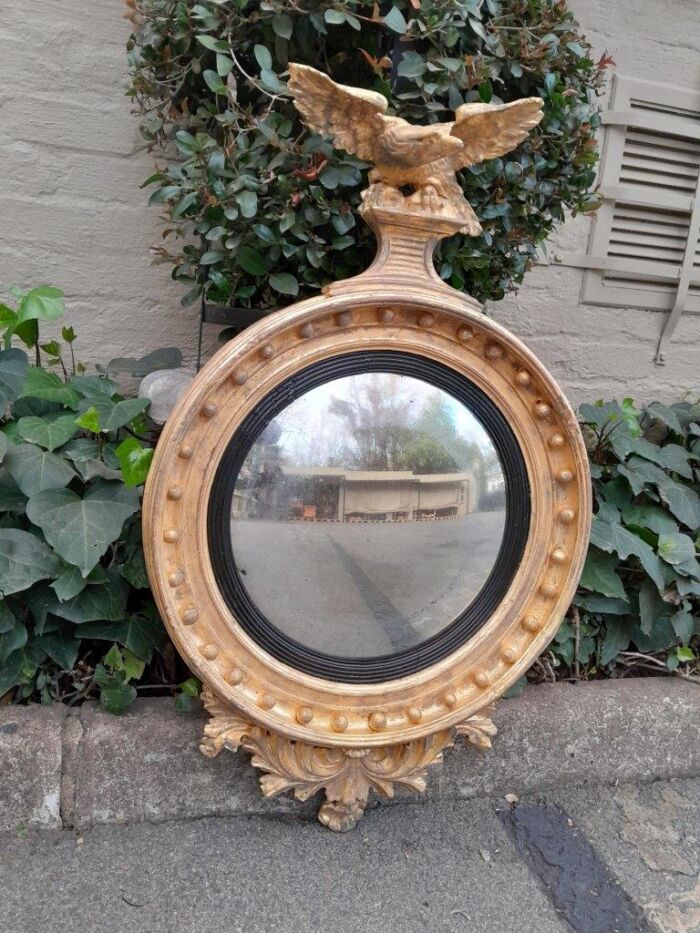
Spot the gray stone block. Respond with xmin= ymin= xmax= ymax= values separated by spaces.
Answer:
xmin=0 ymin=703 xmax=67 ymax=831
xmin=67 ymin=679 xmax=700 ymax=830
xmin=439 ymin=677 xmax=700 ymax=802
xmin=70 ymin=698 xmax=316 ymax=830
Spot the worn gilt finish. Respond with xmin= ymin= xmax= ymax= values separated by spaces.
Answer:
xmin=143 ymin=67 xmax=590 ymax=831
xmin=200 ymin=687 xmax=497 ymax=832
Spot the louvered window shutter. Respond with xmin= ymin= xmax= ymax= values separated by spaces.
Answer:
xmin=562 ymin=75 xmax=700 ymax=363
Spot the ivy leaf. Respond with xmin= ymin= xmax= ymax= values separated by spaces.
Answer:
xmin=17 ymin=414 xmax=80 ymax=452
xmin=269 ymin=273 xmax=299 ymax=297
xmin=0 ymin=601 xmax=16 ymax=633
xmin=4 ymin=443 xmax=76 ymax=497
xmin=589 ymin=518 xmax=665 ymax=592
xmin=0 ymin=349 xmax=29 ymax=410
xmin=622 ymin=505 xmax=677 ymax=536
xmin=631 ymin=438 xmax=693 ymax=479
xmin=579 ymin=549 xmax=627 ymax=600
xmin=16 ymin=286 xmax=65 ymax=324
xmin=75 ymin=406 xmax=101 ymax=432
xmin=0 ymin=621 xmax=28 ymax=664
xmin=657 ymin=482 xmax=700 ymax=532
xmin=618 ymin=456 xmax=700 ymax=529
xmin=49 ymin=572 xmax=128 ymax=623
xmin=35 ymin=629 xmax=80 ymax=670
xmin=671 ymin=609 xmax=694 ymax=645
xmin=80 ymin=614 xmax=165 ymax=662
xmin=0 ymin=647 xmax=25 ymax=696
xmin=76 ymin=397 xmax=149 ymax=433
xmin=617 ymin=455 xmax=667 ymax=495
xmin=638 ymin=579 xmax=666 ymax=636
xmin=0 ymin=529 xmax=61 ymax=596
xmin=26 ymin=481 xmax=140 ymax=576
xmin=119 ymin=550 xmax=149 ymax=589
xmin=60 ymin=438 xmax=100 ymax=464
xmin=121 ymin=614 xmax=165 ymax=661
xmin=99 ymin=679 xmax=137 ymax=715
xmin=646 ymin=403 xmax=684 ymax=435
xmin=658 ymin=533 xmax=696 ymax=567
xmin=600 ymin=618 xmax=635 ymax=666
xmin=51 ymin=564 xmax=99 ymax=602
xmin=0 ymin=468 xmax=27 ymax=513
xmin=115 ymin=438 xmax=154 ymax=487
xmin=575 ymin=594 xmax=630 ymax=615
xmin=21 ymin=367 xmax=81 ymax=407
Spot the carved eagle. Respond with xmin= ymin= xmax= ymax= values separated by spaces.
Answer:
xmin=288 ymin=63 xmax=543 ymax=234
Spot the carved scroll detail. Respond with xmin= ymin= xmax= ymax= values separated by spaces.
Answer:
xmin=200 ymin=689 xmax=497 ymax=831
xmin=200 ymin=688 xmax=250 ymax=757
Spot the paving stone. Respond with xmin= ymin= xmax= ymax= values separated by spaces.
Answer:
xmin=0 ymin=798 xmax=570 ymax=933
xmin=0 ymin=703 xmax=66 ymax=831
xmin=532 ymin=778 xmax=700 ymax=933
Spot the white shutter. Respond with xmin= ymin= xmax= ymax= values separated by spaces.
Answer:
xmin=564 ymin=74 xmax=700 ymax=362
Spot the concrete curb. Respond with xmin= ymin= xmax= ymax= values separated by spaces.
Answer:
xmin=2 ymin=678 xmax=699 ymax=832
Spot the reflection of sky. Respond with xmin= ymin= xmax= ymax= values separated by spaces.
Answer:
xmin=269 ymin=373 xmax=497 ymax=469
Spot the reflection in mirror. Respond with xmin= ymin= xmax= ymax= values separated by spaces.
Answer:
xmin=230 ymin=373 xmax=506 ymax=658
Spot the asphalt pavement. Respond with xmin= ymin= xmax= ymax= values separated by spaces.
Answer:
xmin=3 ymin=776 xmax=699 ymax=933
xmin=232 ymin=510 xmax=506 ymax=656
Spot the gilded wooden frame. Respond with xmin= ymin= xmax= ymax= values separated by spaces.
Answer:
xmin=143 ymin=287 xmax=590 ymax=749
xmin=142 ymin=65 xmax=591 ymax=830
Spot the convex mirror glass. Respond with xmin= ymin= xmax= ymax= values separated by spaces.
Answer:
xmin=229 ymin=372 xmax=507 ymax=658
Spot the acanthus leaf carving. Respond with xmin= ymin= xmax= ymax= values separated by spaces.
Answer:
xmin=199 ymin=687 xmax=251 ymax=758
xmin=199 ymin=691 xmax=497 ymax=832
xmin=455 ymin=711 xmax=498 ymax=750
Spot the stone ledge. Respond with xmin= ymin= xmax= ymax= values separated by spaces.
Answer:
xmin=0 ymin=703 xmax=67 ymax=831
xmin=1 ymin=678 xmax=698 ymax=831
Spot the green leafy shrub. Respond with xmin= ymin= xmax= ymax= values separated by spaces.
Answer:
xmin=0 ymin=286 xmax=166 ymax=712
xmin=127 ymin=0 xmax=605 ymax=313
xmin=540 ymin=399 xmax=699 ymax=685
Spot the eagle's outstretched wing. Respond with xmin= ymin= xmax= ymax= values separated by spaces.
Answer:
xmin=288 ymin=63 xmax=389 ymax=162
xmin=449 ymin=98 xmax=543 ymax=169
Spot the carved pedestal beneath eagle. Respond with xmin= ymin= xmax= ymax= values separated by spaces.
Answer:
xmin=200 ymin=689 xmax=497 ymax=832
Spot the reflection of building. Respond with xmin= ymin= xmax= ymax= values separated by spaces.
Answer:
xmin=237 ymin=466 xmax=477 ymax=523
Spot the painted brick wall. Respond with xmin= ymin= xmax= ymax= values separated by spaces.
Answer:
xmin=1 ymin=0 xmax=698 ymax=403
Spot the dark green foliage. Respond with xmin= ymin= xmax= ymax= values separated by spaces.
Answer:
xmin=127 ymin=0 xmax=604 ymax=314
xmin=548 ymin=399 xmax=700 ymax=682
xmin=0 ymin=286 xmax=163 ymax=712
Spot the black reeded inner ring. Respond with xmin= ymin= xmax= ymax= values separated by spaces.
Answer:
xmin=208 ymin=350 xmax=530 ymax=683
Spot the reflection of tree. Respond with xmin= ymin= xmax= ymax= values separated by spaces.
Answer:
xmin=328 ymin=376 xmax=489 ymax=475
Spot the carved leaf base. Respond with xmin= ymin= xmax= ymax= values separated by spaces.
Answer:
xmin=199 ymin=688 xmax=497 ymax=832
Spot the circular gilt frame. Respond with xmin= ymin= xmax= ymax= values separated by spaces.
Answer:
xmin=143 ymin=289 xmax=591 ymax=748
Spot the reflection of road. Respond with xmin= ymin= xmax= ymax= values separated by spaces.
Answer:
xmin=231 ymin=510 xmax=506 ymax=659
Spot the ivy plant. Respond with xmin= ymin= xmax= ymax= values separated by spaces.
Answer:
xmin=0 ymin=286 xmax=164 ymax=712
xmin=127 ymin=0 xmax=606 ymax=314
xmin=545 ymin=399 xmax=700 ymax=683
